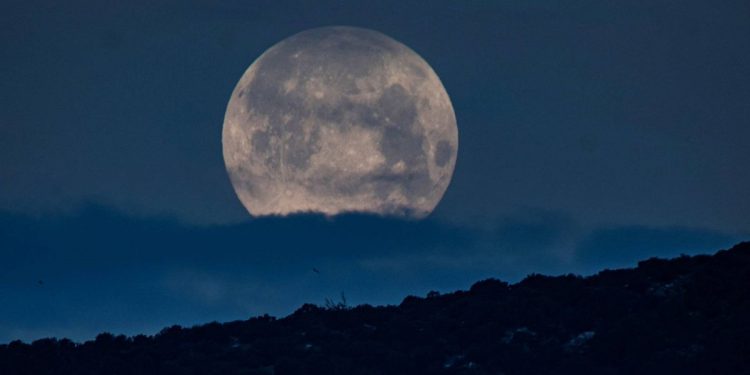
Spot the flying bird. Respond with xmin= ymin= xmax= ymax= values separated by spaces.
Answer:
xmin=312 ymin=268 xmax=320 ymax=274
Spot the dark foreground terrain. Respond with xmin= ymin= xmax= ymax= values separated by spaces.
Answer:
xmin=2 ymin=242 xmax=749 ymax=375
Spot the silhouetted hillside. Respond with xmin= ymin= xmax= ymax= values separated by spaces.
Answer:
xmin=2 ymin=242 xmax=749 ymax=375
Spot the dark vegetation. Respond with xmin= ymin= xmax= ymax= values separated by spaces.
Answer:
xmin=2 ymin=242 xmax=749 ymax=374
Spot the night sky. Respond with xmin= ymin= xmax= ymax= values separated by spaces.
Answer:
xmin=1 ymin=0 xmax=748 ymax=343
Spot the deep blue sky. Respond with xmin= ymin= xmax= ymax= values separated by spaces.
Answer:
xmin=1 ymin=0 xmax=748 ymax=342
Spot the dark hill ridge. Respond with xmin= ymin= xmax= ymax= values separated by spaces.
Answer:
xmin=2 ymin=243 xmax=749 ymax=375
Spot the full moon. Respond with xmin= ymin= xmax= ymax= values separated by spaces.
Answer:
xmin=223 ymin=26 xmax=458 ymax=218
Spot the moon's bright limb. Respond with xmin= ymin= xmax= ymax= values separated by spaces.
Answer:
xmin=223 ymin=26 xmax=458 ymax=218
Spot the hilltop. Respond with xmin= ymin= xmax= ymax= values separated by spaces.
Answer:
xmin=2 ymin=242 xmax=748 ymax=374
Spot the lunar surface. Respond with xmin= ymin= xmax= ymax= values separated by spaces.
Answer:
xmin=223 ymin=26 xmax=458 ymax=218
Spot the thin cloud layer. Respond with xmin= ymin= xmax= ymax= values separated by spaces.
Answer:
xmin=0 ymin=205 xmax=741 ymax=343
